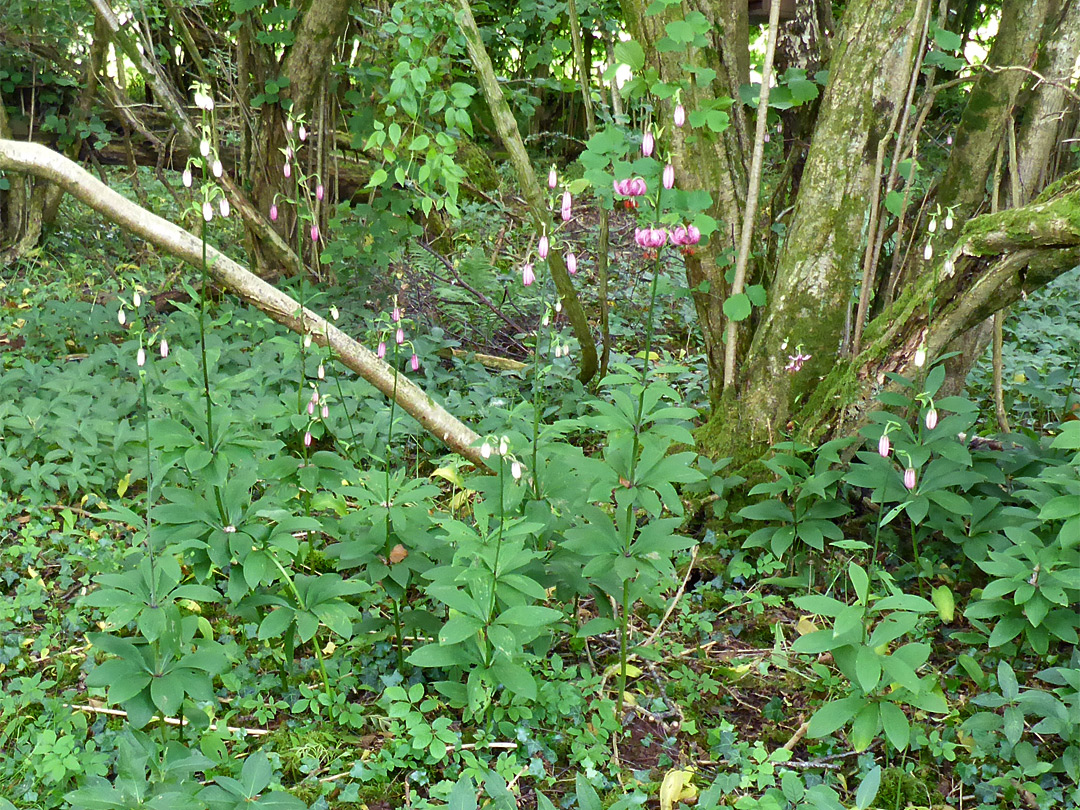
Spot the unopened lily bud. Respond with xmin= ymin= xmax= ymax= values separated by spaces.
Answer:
xmin=212 ymin=159 xmax=223 ymax=178
xmin=878 ymin=433 xmax=890 ymax=458
xmin=548 ymin=166 xmax=557 ymax=189
xmin=182 ymin=168 xmax=192 ymax=188
xmin=133 ymin=291 xmax=142 ymax=307
xmin=642 ymin=130 xmax=654 ymax=157
xmin=499 ymin=435 xmax=509 ymax=456
xmin=410 ymin=353 xmax=419 ymax=371
xmin=566 ymin=252 xmax=577 ymax=275
xmin=538 ymin=235 xmax=549 ymax=260
xmin=137 ymin=346 xmax=146 ymax=367
xmin=299 ymin=124 xmax=307 ymax=141
xmin=522 ymin=263 xmax=535 ymax=286
xmin=283 ymin=163 xmax=291 ymax=179
xmin=202 ymin=201 xmax=213 ymax=222
xmin=928 ymin=219 xmax=937 ymax=233
xmin=160 ymin=338 xmax=169 ymax=358
xmin=663 ymin=164 xmax=674 ymax=190
xmin=511 ymin=461 xmax=523 ymax=480
xmin=321 ymin=403 xmax=329 ymax=419
xmin=219 ymin=197 xmax=230 ymax=217
xmin=674 ymin=104 xmax=686 ymax=127
xmin=310 ymin=225 xmax=319 ymax=242
xmin=396 ymin=327 xmax=404 ymax=344
xmin=561 ymin=191 xmax=572 ymax=222
xmin=377 ymin=341 xmax=386 ymax=358
xmin=200 ymin=139 xmax=210 ymax=157
xmin=308 ymin=399 xmax=315 ymax=416
xmin=914 ymin=347 xmax=927 ymax=367
xmin=270 ymin=204 xmax=278 ymax=221
xmin=316 ymin=184 xmax=324 ymax=201
xmin=304 ymin=431 xmax=312 ymax=447
xmin=118 ymin=308 xmax=126 ymax=325
xmin=481 ymin=441 xmax=492 ymax=459
xmin=924 ymin=243 xmax=933 ymax=260
xmin=945 ymin=214 xmax=954 ymax=230
xmin=904 ymin=467 xmax=917 ymax=491
xmin=286 ymin=119 xmax=293 ymax=133
xmin=392 ymin=306 xmax=401 ymax=322
xmin=925 ymin=408 xmax=938 ymax=430
xmin=304 ymin=333 xmax=312 ymax=348
xmin=317 ymin=363 xmax=325 ymax=380
xmin=330 ymin=306 xmax=339 ymax=321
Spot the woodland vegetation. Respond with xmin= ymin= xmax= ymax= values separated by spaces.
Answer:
xmin=0 ymin=0 xmax=1078 ymax=809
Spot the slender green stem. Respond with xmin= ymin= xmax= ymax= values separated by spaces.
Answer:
xmin=485 ymin=455 xmax=507 ymax=670
xmin=198 ymin=218 xmax=214 ymax=449
xmin=386 ymin=338 xmax=404 ymax=672
xmin=141 ymin=370 xmax=157 ymax=607
xmin=268 ymin=553 xmax=331 ymax=691
xmin=531 ymin=304 xmax=548 ymax=501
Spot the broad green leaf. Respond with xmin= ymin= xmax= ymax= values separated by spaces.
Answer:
xmin=855 ymin=765 xmax=883 ymax=809
xmin=723 ymin=293 xmax=752 ymax=321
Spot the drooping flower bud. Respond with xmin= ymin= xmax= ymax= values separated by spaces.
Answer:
xmin=286 ymin=119 xmax=294 ymax=133
xmin=566 ymin=252 xmax=578 ymax=275
xmin=304 ymin=431 xmax=312 ymax=447
xmin=663 ymin=164 xmax=675 ymax=190
xmin=686 ymin=225 xmax=701 ymax=245
xmin=182 ymin=168 xmax=192 ymax=188
xmin=538 ymin=235 xmax=549 ymax=260
xmin=137 ymin=346 xmax=146 ymax=367
xmin=642 ymin=130 xmax=654 ymax=157
xmin=118 ymin=307 xmax=126 ymax=326
xmin=945 ymin=213 xmax=954 ymax=230
xmin=299 ymin=124 xmax=307 ymax=141
xmin=674 ymin=104 xmax=686 ymax=127
xmin=283 ymin=162 xmax=291 ymax=179
xmin=522 ymin=262 xmax=535 ymax=286
xmin=878 ymin=433 xmax=890 ymax=458
xmin=270 ymin=204 xmax=278 ymax=221
xmin=396 ymin=327 xmax=404 ymax=344
xmin=481 ymin=441 xmax=492 ymax=459
xmin=511 ymin=461 xmax=523 ymax=480
xmin=904 ymin=467 xmax=917 ymax=491
xmin=317 ymin=363 xmax=325 ymax=380
xmin=133 ymin=291 xmax=142 ymax=308
xmin=330 ymin=306 xmax=339 ymax=321
xmin=212 ymin=159 xmax=223 ymax=178
xmin=410 ymin=353 xmax=419 ymax=371
xmin=160 ymin=338 xmax=169 ymax=358
xmin=304 ymin=333 xmax=312 ymax=348
xmin=561 ymin=192 xmax=572 ymax=222
xmin=924 ymin=243 xmax=933 ymax=260
xmin=310 ymin=225 xmax=319 ymax=242
xmin=308 ymin=399 xmax=316 ymax=416
xmin=925 ymin=408 xmax=939 ymax=431
xmin=392 ymin=306 xmax=402 ymax=322
xmin=316 ymin=184 xmax=325 ymax=201
xmin=219 ymin=197 xmax=230 ymax=217
xmin=499 ymin=435 xmax=509 ymax=456
xmin=200 ymin=139 xmax=210 ymax=157
xmin=914 ymin=346 xmax=927 ymax=367
xmin=321 ymin=403 xmax=329 ymax=419
xmin=377 ymin=341 xmax=386 ymax=359
xmin=548 ymin=166 xmax=558 ymax=189
xmin=202 ymin=201 xmax=213 ymax=222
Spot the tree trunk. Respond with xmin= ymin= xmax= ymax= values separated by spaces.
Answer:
xmin=727 ymin=0 xmax=922 ymax=446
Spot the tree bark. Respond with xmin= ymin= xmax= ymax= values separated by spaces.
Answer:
xmin=732 ymin=0 xmax=922 ymax=444
xmin=0 ymin=139 xmax=485 ymax=467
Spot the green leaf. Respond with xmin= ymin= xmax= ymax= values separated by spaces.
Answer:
xmin=849 ymin=562 xmax=869 ymax=605
xmin=448 ymin=775 xmax=477 ymax=810
xmin=496 ymin=605 xmax=562 ymax=626
xmin=807 ymin=696 xmax=864 ymax=737
xmin=850 ymin=702 xmax=880 ymax=751
xmin=723 ymin=293 xmax=752 ymax=321
xmin=407 ymin=642 xmax=471 ymax=668
xmin=575 ymin=774 xmax=604 ymax=810
xmin=855 ymin=765 xmax=883 ymax=810
xmin=879 ymin=702 xmax=910 ymax=751
xmin=997 ymin=660 xmax=1019 ymax=700
xmin=885 ymin=190 xmax=905 ymax=217
xmin=932 ymin=27 xmax=963 ymax=51
xmin=613 ymin=40 xmax=645 ymax=70
xmin=489 ymin=660 xmax=536 ymax=701
xmin=439 ymin=615 xmax=483 ymax=645
xmin=855 ymin=646 xmax=882 ymax=693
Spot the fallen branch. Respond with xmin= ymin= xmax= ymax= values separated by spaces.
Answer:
xmin=66 ymin=703 xmax=270 ymax=736
xmin=0 ymin=140 xmax=485 ymax=466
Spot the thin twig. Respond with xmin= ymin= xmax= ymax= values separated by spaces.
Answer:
xmin=643 ymin=545 xmax=699 ymax=647
xmin=65 ymin=703 xmax=270 ymax=736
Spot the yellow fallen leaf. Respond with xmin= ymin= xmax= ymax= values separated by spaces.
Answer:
xmin=117 ymin=472 xmax=131 ymax=498
xmin=796 ymin=616 xmax=818 ymax=635
xmin=432 ymin=466 xmax=465 ymax=487
xmin=660 ymin=769 xmax=697 ymax=810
